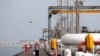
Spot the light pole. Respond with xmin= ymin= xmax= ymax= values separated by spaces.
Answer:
xmin=75 ymin=0 xmax=80 ymax=33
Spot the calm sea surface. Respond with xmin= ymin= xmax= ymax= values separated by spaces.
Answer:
xmin=0 ymin=46 xmax=22 ymax=56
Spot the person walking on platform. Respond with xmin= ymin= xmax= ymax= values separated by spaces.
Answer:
xmin=34 ymin=42 xmax=40 ymax=56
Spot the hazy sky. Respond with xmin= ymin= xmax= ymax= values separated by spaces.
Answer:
xmin=0 ymin=0 xmax=100 ymax=42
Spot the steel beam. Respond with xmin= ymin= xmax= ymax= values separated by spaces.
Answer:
xmin=49 ymin=6 xmax=100 ymax=14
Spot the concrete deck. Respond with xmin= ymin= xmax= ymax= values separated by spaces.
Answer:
xmin=15 ymin=48 xmax=48 ymax=56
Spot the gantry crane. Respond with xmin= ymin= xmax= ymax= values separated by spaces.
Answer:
xmin=48 ymin=5 xmax=100 ymax=39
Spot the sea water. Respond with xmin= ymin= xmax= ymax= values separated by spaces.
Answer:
xmin=0 ymin=46 xmax=22 ymax=56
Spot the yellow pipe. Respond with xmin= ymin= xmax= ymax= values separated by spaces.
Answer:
xmin=85 ymin=34 xmax=94 ymax=52
xmin=50 ymin=38 xmax=57 ymax=50
xmin=51 ymin=10 xmax=100 ymax=14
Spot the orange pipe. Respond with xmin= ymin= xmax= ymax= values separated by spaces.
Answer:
xmin=94 ymin=41 xmax=100 ymax=45
xmin=78 ymin=41 xmax=100 ymax=51
xmin=78 ymin=41 xmax=85 ymax=51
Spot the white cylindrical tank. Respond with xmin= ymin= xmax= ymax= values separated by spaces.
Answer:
xmin=82 ymin=53 xmax=93 ymax=56
xmin=61 ymin=33 xmax=100 ymax=45
xmin=75 ymin=51 xmax=83 ymax=56
xmin=64 ymin=49 xmax=71 ymax=56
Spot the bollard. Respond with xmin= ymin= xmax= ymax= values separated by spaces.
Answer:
xmin=64 ymin=49 xmax=71 ymax=56
xmin=75 ymin=51 xmax=83 ymax=56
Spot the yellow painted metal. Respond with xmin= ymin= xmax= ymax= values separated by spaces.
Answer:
xmin=85 ymin=34 xmax=94 ymax=52
xmin=50 ymin=38 xmax=57 ymax=50
xmin=51 ymin=10 xmax=100 ymax=14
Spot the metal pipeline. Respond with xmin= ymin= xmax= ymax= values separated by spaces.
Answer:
xmin=78 ymin=41 xmax=100 ymax=51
